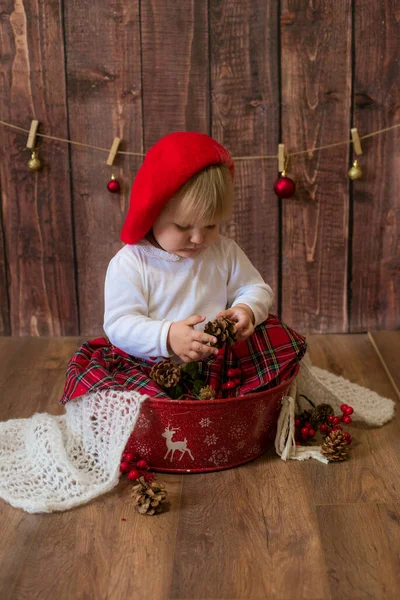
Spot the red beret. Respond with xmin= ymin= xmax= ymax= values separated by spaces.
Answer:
xmin=121 ymin=132 xmax=234 ymax=244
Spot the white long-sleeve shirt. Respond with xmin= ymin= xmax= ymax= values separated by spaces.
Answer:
xmin=103 ymin=235 xmax=274 ymax=360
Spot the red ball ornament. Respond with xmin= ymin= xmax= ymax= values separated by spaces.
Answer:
xmin=136 ymin=459 xmax=148 ymax=469
xmin=107 ymin=174 xmax=120 ymax=193
xmin=273 ymin=175 xmax=296 ymax=199
xmin=127 ymin=469 xmax=140 ymax=481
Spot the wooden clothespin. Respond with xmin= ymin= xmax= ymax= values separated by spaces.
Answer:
xmin=278 ymin=144 xmax=286 ymax=173
xmin=26 ymin=120 xmax=39 ymax=149
xmin=351 ymin=128 xmax=363 ymax=155
xmin=106 ymin=137 xmax=121 ymax=166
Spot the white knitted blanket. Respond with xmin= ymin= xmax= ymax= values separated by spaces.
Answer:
xmin=0 ymin=352 xmax=395 ymax=513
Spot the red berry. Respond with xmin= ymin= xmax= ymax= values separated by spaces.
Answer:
xmin=328 ymin=415 xmax=335 ymax=425
xmin=136 ymin=459 xmax=148 ymax=469
xmin=344 ymin=406 xmax=354 ymax=415
xmin=120 ymin=461 xmax=130 ymax=473
xmin=234 ymin=368 xmax=242 ymax=376
xmin=340 ymin=403 xmax=349 ymax=413
xmin=301 ymin=432 xmax=309 ymax=441
xmin=123 ymin=452 xmax=135 ymax=463
xmin=343 ymin=432 xmax=352 ymax=445
xmin=301 ymin=427 xmax=309 ymax=436
xmin=320 ymin=424 xmax=328 ymax=433
xmin=305 ymin=422 xmax=312 ymax=429
xmin=308 ymin=428 xmax=316 ymax=438
xmin=295 ymin=419 xmax=301 ymax=427
xmin=333 ymin=416 xmax=341 ymax=426
xmin=234 ymin=378 xmax=241 ymax=387
xmin=343 ymin=432 xmax=351 ymax=439
xmin=225 ymin=380 xmax=235 ymax=389
xmin=295 ymin=441 xmax=300 ymax=446
xmin=127 ymin=469 xmax=140 ymax=481
xmin=227 ymin=368 xmax=236 ymax=377
xmin=332 ymin=425 xmax=343 ymax=432
xmin=221 ymin=383 xmax=230 ymax=390
xmin=342 ymin=415 xmax=352 ymax=424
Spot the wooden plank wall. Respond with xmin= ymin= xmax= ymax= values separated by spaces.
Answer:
xmin=0 ymin=0 xmax=399 ymax=337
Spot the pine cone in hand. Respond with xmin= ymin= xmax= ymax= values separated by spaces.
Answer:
xmin=198 ymin=385 xmax=216 ymax=400
xmin=150 ymin=360 xmax=182 ymax=389
xmin=204 ymin=317 xmax=237 ymax=348
xmin=131 ymin=477 xmax=168 ymax=515
xmin=321 ymin=430 xmax=349 ymax=462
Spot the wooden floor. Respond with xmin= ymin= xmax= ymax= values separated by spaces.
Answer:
xmin=0 ymin=334 xmax=399 ymax=600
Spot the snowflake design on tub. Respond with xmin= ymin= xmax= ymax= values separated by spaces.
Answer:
xmin=134 ymin=442 xmax=152 ymax=459
xmin=136 ymin=413 xmax=151 ymax=431
xmin=204 ymin=434 xmax=218 ymax=447
xmin=244 ymin=443 xmax=262 ymax=458
xmin=229 ymin=422 xmax=248 ymax=439
xmin=236 ymin=440 xmax=246 ymax=451
xmin=199 ymin=417 xmax=212 ymax=428
xmin=208 ymin=447 xmax=231 ymax=466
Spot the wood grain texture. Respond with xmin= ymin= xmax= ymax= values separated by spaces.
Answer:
xmin=210 ymin=0 xmax=280 ymax=306
xmin=0 ymin=336 xmax=399 ymax=599
xmin=141 ymin=1 xmax=209 ymax=143
xmin=350 ymin=1 xmax=400 ymax=332
xmin=0 ymin=186 xmax=10 ymax=334
xmin=307 ymin=333 xmax=399 ymax=506
xmin=170 ymin=457 xmax=331 ymax=599
xmin=64 ymin=1 xmax=143 ymax=336
xmin=369 ymin=330 xmax=400 ymax=398
xmin=280 ymin=1 xmax=352 ymax=333
xmin=316 ymin=504 xmax=400 ymax=599
xmin=0 ymin=0 xmax=78 ymax=336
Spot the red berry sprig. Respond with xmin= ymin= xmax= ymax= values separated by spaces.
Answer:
xmin=295 ymin=403 xmax=355 ymax=447
xmin=120 ymin=453 xmax=154 ymax=482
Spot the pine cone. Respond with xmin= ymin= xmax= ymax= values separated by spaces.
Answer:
xmin=297 ymin=403 xmax=334 ymax=429
xmin=321 ymin=430 xmax=349 ymax=462
xmin=204 ymin=317 xmax=237 ymax=348
xmin=313 ymin=403 xmax=334 ymax=426
xmin=150 ymin=360 xmax=182 ymax=389
xmin=198 ymin=385 xmax=216 ymax=400
xmin=131 ymin=477 xmax=168 ymax=515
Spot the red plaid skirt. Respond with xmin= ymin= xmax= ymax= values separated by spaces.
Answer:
xmin=60 ymin=314 xmax=307 ymax=405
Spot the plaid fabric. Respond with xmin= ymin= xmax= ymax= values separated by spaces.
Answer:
xmin=60 ymin=314 xmax=307 ymax=405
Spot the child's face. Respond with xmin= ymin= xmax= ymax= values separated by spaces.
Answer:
xmin=150 ymin=194 xmax=221 ymax=258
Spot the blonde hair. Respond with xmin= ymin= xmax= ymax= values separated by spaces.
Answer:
xmin=173 ymin=164 xmax=234 ymax=225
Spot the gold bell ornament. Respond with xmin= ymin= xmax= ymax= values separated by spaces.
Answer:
xmin=348 ymin=159 xmax=362 ymax=180
xmin=28 ymin=150 xmax=42 ymax=171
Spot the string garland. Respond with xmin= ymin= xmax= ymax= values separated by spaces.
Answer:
xmin=1 ymin=117 xmax=399 ymax=197
xmin=1 ymin=118 xmax=399 ymax=160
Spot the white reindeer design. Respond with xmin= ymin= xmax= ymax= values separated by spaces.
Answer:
xmin=162 ymin=425 xmax=194 ymax=462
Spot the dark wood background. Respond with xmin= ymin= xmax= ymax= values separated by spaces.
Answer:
xmin=0 ymin=0 xmax=399 ymax=337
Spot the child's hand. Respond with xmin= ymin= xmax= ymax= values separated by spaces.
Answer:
xmin=167 ymin=315 xmax=220 ymax=363
xmin=216 ymin=304 xmax=255 ymax=342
